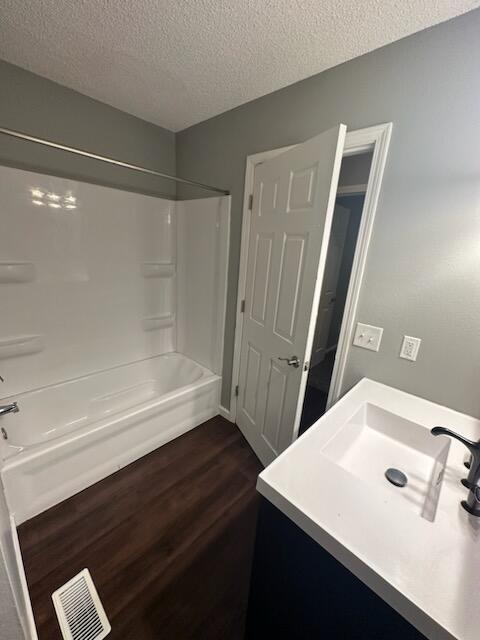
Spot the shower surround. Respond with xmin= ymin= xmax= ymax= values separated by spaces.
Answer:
xmin=0 ymin=164 xmax=230 ymax=524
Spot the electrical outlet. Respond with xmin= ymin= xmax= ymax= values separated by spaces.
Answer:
xmin=352 ymin=323 xmax=383 ymax=352
xmin=400 ymin=336 xmax=421 ymax=361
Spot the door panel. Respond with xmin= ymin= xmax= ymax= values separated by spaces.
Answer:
xmin=251 ymin=233 xmax=273 ymax=326
xmin=242 ymin=343 xmax=262 ymax=423
xmin=274 ymin=233 xmax=307 ymax=342
xmin=259 ymin=179 xmax=279 ymax=215
xmin=237 ymin=125 xmax=347 ymax=465
xmin=287 ymin=163 xmax=318 ymax=212
xmin=262 ymin=360 xmax=287 ymax=452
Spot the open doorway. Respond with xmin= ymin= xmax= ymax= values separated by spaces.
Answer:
xmin=299 ymin=152 xmax=373 ymax=434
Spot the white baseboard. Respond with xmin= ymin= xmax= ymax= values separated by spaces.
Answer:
xmin=218 ymin=405 xmax=234 ymax=422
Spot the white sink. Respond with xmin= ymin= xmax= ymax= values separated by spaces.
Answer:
xmin=257 ymin=379 xmax=480 ymax=640
xmin=320 ymin=403 xmax=450 ymax=521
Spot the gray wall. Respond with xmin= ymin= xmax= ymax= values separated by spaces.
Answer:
xmin=0 ymin=555 xmax=24 ymax=640
xmin=0 ymin=60 xmax=176 ymax=198
xmin=0 ymin=554 xmax=22 ymax=640
xmin=177 ymin=9 xmax=480 ymax=417
xmin=0 ymin=485 xmax=22 ymax=640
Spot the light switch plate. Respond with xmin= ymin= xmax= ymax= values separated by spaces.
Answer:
xmin=352 ymin=323 xmax=383 ymax=352
xmin=400 ymin=335 xmax=421 ymax=361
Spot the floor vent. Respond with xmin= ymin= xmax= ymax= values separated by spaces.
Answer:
xmin=52 ymin=569 xmax=111 ymax=640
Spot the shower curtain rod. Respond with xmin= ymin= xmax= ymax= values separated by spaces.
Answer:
xmin=0 ymin=126 xmax=230 ymax=196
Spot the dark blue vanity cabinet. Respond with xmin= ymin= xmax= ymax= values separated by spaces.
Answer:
xmin=246 ymin=499 xmax=426 ymax=640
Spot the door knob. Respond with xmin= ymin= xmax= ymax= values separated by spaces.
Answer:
xmin=278 ymin=356 xmax=300 ymax=368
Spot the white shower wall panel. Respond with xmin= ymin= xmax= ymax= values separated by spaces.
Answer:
xmin=0 ymin=166 xmax=176 ymax=397
xmin=177 ymin=197 xmax=230 ymax=376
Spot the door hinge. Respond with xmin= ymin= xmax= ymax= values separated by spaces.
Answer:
xmin=240 ymin=299 xmax=245 ymax=313
xmin=248 ymin=194 xmax=253 ymax=210
xmin=235 ymin=385 xmax=239 ymax=397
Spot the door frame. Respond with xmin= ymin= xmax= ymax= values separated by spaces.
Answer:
xmin=229 ymin=123 xmax=392 ymax=423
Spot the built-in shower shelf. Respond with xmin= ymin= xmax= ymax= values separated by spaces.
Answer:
xmin=142 ymin=262 xmax=176 ymax=278
xmin=0 ymin=335 xmax=44 ymax=359
xmin=143 ymin=314 xmax=175 ymax=331
xmin=0 ymin=262 xmax=35 ymax=283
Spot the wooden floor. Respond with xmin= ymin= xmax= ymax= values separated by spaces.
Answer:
xmin=18 ymin=416 xmax=262 ymax=640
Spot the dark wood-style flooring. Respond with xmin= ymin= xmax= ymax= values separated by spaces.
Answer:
xmin=18 ymin=416 xmax=263 ymax=640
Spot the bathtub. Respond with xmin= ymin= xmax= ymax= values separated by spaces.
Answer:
xmin=1 ymin=353 xmax=220 ymax=524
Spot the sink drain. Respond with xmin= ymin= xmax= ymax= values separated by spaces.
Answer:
xmin=385 ymin=468 xmax=408 ymax=487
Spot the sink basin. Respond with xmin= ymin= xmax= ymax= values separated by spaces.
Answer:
xmin=321 ymin=403 xmax=450 ymax=521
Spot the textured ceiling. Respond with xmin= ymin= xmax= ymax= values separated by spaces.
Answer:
xmin=1 ymin=0 xmax=479 ymax=131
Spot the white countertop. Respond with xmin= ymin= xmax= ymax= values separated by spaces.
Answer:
xmin=257 ymin=379 xmax=480 ymax=640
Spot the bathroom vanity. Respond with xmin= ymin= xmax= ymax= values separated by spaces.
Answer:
xmin=246 ymin=379 xmax=480 ymax=640
xmin=246 ymin=499 xmax=425 ymax=639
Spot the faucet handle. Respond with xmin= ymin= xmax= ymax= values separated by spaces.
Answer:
xmin=463 ymin=486 xmax=480 ymax=517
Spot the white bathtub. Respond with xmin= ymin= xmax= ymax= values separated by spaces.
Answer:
xmin=1 ymin=353 xmax=220 ymax=524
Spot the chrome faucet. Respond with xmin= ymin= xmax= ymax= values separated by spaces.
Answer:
xmin=0 ymin=402 xmax=19 ymax=417
xmin=431 ymin=426 xmax=480 ymax=517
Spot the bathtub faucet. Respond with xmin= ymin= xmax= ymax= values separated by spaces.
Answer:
xmin=0 ymin=402 xmax=19 ymax=417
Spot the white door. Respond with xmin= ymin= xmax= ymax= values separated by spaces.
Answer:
xmin=310 ymin=203 xmax=350 ymax=368
xmin=237 ymin=125 xmax=346 ymax=465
